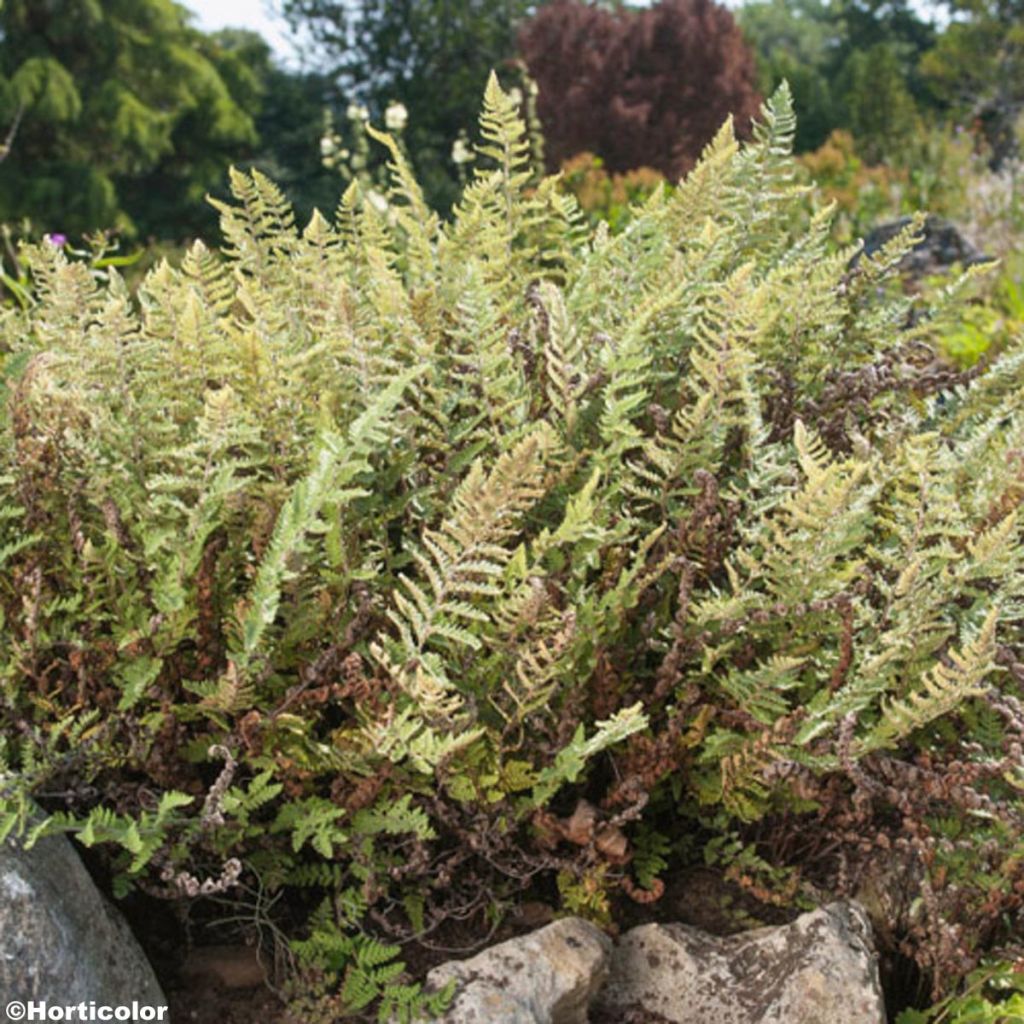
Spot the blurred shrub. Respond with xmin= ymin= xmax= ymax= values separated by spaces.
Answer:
xmin=891 ymin=123 xmax=978 ymax=224
xmin=939 ymin=253 xmax=1024 ymax=367
xmin=799 ymin=130 xmax=906 ymax=242
xmin=800 ymin=121 xmax=1020 ymax=251
xmin=836 ymin=42 xmax=919 ymax=164
xmin=519 ymin=0 xmax=761 ymax=181
xmin=738 ymin=0 xmax=937 ymax=160
xmin=959 ymin=155 xmax=1024 ymax=262
xmin=558 ymin=152 xmax=666 ymax=232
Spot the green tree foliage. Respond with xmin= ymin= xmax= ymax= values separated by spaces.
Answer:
xmin=837 ymin=41 xmax=920 ymax=162
xmin=739 ymin=0 xmax=936 ymax=158
xmin=205 ymin=29 xmax=344 ymax=224
xmin=922 ymin=0 xmax=1024 ymax=165
xmin=835 ymin=0 xmax=937 ymax=69
xmin=835 ymin=2 xmax=935 ymax=161
xmin=3 ymin=81 xmax=1024 ymax=1012
xmin=280 ymin=0 xmax=533 ymax=211
xmin=0 ymin=0 xmax=259 ymax=238
xmin=737 ymin=0 xmax=838 ymax=152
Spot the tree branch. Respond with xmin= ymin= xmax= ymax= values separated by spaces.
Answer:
xmin=0 ymin=103 xmax=25 ymax=165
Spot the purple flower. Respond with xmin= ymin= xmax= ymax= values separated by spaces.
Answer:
xmin=44 ymin=233 xmax=67 ymax=247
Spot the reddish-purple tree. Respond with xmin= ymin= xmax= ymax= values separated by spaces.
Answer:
xmin=519 ymin=0 xmax=762 ymax=180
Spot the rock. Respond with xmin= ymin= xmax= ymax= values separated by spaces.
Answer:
xmin=0 ymin=830 xmax=166 ymax=1005
xmin=419 ymin=917 xmax=612 ymax=1023
xmin=594 ymin=901 xmax=885 ymax=1024
xmin=859 ymin=215 xmax=989 ymax=280
xmin=855 ymin=855 xmax=927 ymax=952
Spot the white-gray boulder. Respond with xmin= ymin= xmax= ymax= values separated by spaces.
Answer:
xmin=419 ymin=916 xmax=612 ymax=1023
xmin=0 ymin=830 xmax=166 ymax=1005
xmin=595 ymin=901 xmax=885 ymax=1024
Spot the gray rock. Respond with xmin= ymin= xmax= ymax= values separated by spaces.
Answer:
xmin=859 ymin=215 xmax=989 ymax=279
xmin=595 ymin=901 xmax=885 ymax=1024
xmin=0 ymin=830 xmax=166 ymax=1005
xmin=419 ymin=917 xmax=612 ymax=1023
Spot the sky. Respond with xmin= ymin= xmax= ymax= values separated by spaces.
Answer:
xmin=183 ymin=0 xmax=301 ymax=63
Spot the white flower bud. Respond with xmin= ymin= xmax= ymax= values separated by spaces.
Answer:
xmin=385 ymin=102 xmax=408 ymax=131
xmin=451 ymin=137 xmax=473 ymax=165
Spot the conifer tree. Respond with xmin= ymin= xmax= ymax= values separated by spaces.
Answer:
xmin=0 ymin=0 xmax=259 ymax=237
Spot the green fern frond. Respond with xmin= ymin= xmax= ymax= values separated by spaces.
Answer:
xmin=862 ymin=607 xmax=1000 ymax=753
xmin=531 ymin=703 xmax=648 ymax=806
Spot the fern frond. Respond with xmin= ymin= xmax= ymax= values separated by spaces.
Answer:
xmin=379 ymin=425 xmax=557 ymax=668
xmin=861 ymin=607 xmax=999 ymax=753
xmin=531 ymin=703 xmax=648 ymax=806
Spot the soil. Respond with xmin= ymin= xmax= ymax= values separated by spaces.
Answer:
xmin=168 ymin=985 xmax=284 ymax=1024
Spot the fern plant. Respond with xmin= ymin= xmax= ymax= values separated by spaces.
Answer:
xmin=898 ymin=962 xmax=1024 ymax=1024
xmin=2 ymin=76 xmax=1024 ymax=1013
